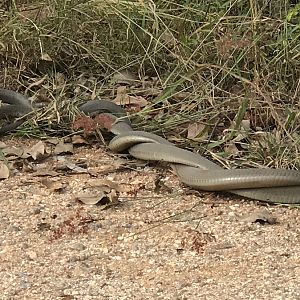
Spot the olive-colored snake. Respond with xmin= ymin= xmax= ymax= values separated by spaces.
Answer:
xmin=1 ymin=88 xmax=300 ymax=203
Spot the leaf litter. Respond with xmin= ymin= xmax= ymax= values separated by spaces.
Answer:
xmin=1 ymin=136 xmax=300 ymax=299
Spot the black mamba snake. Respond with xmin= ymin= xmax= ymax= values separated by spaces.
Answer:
xmin=1 ymin=88 xmax=300 ymax=203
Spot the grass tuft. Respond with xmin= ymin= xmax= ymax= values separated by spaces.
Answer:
xmin=0 ymin=0 xmax=300 ymax=168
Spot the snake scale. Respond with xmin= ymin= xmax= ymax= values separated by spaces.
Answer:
xmin=1 ymin=88 xmax=300 ymax=204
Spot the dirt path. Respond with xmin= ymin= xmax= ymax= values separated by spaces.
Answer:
xmin=1 ymin=138 xmax=300 ymax=300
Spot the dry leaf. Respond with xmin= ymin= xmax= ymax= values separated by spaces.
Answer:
xmin=2 ymin=146 xmax=24 ymax=158
xmin=88 ymin=179 xmax=123 ymax=192
xmin=26 ymin=76 xmax=47 ymax=92
xmin=232 ymin=133 xmax=248 ymax=142
xmin=112 ymin=71 xmax=138 ymax=84
xmin=113 ymin=94 xmax=148 ymax=108
xmin=40 ymin=179 xmax=67 ymax=192
xmin=71 ymin=135 xmax=89 ymax=145
xmin=112 ymin=86 xmax=148 ymax=109
xmin=187 ymin=123 xmax=208 ymax=140
xmin=54 ymin=142 xmax=74 ymax=155
xmin=76 ymin=191 xmax=108 ymax=205
xmin=241 ymin=119 xmax=251 ymax=131
xmin=33 ymin=169 xmax=59 ymax=177
xmin=46 ymin=138 xmax=60 ymax=145
xmin=241 ymin=209 xmax=277 ymax=225
xmin=161 ymin=30 xmax=177 ymax=47
xmin=54 ymin=158 xmax=87 ymax=174
xmin=66 ymin=162 xmax=87 ymax=173
xmin=41 ymin=53 xmax=52 ymax=61
xmin=0 ymin=162 xmax=9 ymax=179
xmin=0 ymin=141 xmax=7 ymax=148
xmin=224 ymin=142 xmax=240 ymax=155
xmin=173 ymin=92 xmax=192 ymax=101
xmin=27 ymin=141 xmax=45 ymax=160
xmin=77 ymin=189 xmax=119 ymax=206
xmin=77 ymin=181 xmax=120 ymax=206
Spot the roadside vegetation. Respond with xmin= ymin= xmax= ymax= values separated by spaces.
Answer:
xmin=0 ymin=0 xmax=300 ymax=169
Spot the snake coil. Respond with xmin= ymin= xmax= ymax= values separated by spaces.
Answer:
xmin=1 ymin=88 xmax=300 ymax=204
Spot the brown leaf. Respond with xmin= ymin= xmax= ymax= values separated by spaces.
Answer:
xmin=0 ymin=141 xmax=7 ymax=148
xmin=45 ymin=138 xmax=60 ymax=145
xmin=0 ymin=162 xmax=9 ymax=179
xmin=33 ymin=169 xmax=59 ymax=177
xmin=27 ymin=141 xmax=45 ymax=160
xmin=41 ymin=53 xmax=52 ymax=61
xmin=71 ymin=135 xmax=89 ymax=145
xmin=66 ymin=163 xmax=87 ymax=173
xmin=187 ymin=123 xmax=208 ymax=140
xmin=77 ymin=180 xmax=121 ymax=206
xmin=241 ymin=119 xmax=251 ymax=131
xmin=76 ymin=191 xmax=108 ymax=205
xmin=224 ymin=142 xmax=240 ymax=155
xmin=2 ymin=146 xmax=24 ymax=158
xmin=26 ymin=76 xmax=47 ymax=92
xmin=113 ymin=94 xmax=148 ymax=108
xmin=40 ymin=179 xmax=67 ymax=192
xmin=112 ymin=71 xmax=138 ymax=84
xmin=54 ymin=142 xmax=74 ymax=155
xmin=232 ymin=132 xmax=248 ymax=142
xmin=161 ymin=30 xmax=177 ymax=47
xmin=54 ymin=158 xmax=88 ymax=174
xmin=112 ymin=86 xmax=148 ymax=109
xmin=241 ymin=209 xmax=277 ymax=225
xmin=88 ymin=179 xmax=123 ymax=192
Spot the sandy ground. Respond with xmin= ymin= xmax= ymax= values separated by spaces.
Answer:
xmin=1 ymin=137 xmax=300 ymax=300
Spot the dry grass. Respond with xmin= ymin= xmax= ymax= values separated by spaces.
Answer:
xmin=0 ymin=0 xmax=300 ymax=168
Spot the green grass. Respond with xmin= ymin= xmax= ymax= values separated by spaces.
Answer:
xmin=0 ymin=0 xmax=300 ymax=168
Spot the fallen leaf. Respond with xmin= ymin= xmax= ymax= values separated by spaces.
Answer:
xmin=241 ymin=119 xmax=251 ymax=131
xmin=54 ymin=157 xmax=88 ymax=174
xmin=113 ymin=94 xmax=148 ymax=108
xmin=0 ymin=162 xmax=9 ymax=179
xmin=76 ymin=191 xmax=108 ymax=205
xmin=40 ymin=179 xmax=67 ymax=192
xmin=73 ymin=114 xmax=115 ymax=134
xmin=88 ymin=179 xmax=123 ymax=192
xmin=232 ymin=132 xmax=248 ymax=142
xmin=71 ymin=135 xmax=89 ymax=145
xmin=41 ymin=53 xmax=52 ymax=61
xmin=54 ymin=142 xmax=74 ymax=155
xmin=26 ymin=141 xmax=45 ymax=160
xmin=241 ymin=209 xmax=277 ymax=225
xmin=77 ymin=181 xmax=120 ymax=206
xmin=224 ymin=142 xmax=240 ymax=155
xmin=161 ymin=30 xmax=177 ymax=47
xmin=173 ymin=92 xmax=192 ymax=101
xmin=112 ymin=86 xmax=148 ymax=109
xmin=26 ymin=76 xmax=47 ymax=92
xmin=187 ymin=123 xmax=208 ymax=140
xmin=0 ymin=141 xmax=7 ymax=148
xmin=64 ymin=162 xmax=87 ymax=173
xmin=112 ymin=70 xmax=138 ymax=84
xmin=2 ymin=146 xmax=24 ymax=158
xmin=46 ymin=138 xmax=60 ymax=145
xmin=33 ymin=169 xmax=59 ymax=177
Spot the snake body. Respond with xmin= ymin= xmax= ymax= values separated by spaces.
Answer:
xmin=0 ymin=89 xmax=33 ymax=133
xmin=1 ymin=88 xmax=300 ymax=204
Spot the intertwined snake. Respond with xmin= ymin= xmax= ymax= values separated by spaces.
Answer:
xmin=1 ymin=88 xmax=300 ymax=204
